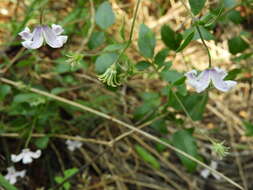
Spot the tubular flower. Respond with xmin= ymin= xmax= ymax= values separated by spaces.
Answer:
xmin=185 ymin=67 xmax=237 ymax=93
xmin=4 ymin=167 xmax=26 ymax=184
xmin=11 ymin=148 xmax=42 ymax=164
xmin=98 ymin=64 xmax=121 ymax=87
xmin=19 ymin=24 xmax=67 ymax=49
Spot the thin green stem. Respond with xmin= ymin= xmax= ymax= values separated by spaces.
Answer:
xmin=195 ymin=25 xmax=212 ymax=68
xmin=24 ymin=119 xmax=36 ymax=148
xmin=113 ymin=0 xmax=141 ymax=65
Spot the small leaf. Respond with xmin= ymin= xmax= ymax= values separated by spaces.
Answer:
xmin=88 ymin=31 xmax=105 ymax=49
xmin=0 ymin=174 xmax=18 ymax=190
xmin=161 ymin=25 xmax=182 ymax=50
xmin=154 ymin=48 xmax=169 ymax=67
xmin=172 ymin=130 xmax=199 ymax=172
xmin=176 ymin=31 xmax=195 ymax=52
xmin=155 ymin=138 xmax=171 ymax=152
xmin=189 ymin=0 xmax=207 ymax=15
xmin=95 ymin=1 xmax=115 ymax=30
xmin=138 ymin=24 xmax=156 ymax=58
xmin=244 ymin=121 xmax=253 ymax=136
xmin=228 ymin=36 xmax=249 ymax=55
xmin=224 ymin=68 xmax=241 ymax=80
xmin=135 ymin=145 xmax=160 ymax=169
xmin=136 ymin=61 xmax=151 ymax=71
xmin=194 ymin=26 xmax=215 ymax=41
xmin=103 ymin=43 xmax=126 ymax=52
xmin=35 ymin=136 xmax=49 ymax=149
xmin=150 ymin=119 xmax=168 ymax=134
xmin=95 ymin=53 xmax=118 ymax=73
xmin=0 ymin=85 xmax=11 ymax=101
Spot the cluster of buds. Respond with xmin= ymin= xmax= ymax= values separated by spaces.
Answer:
xmin=98 ymin=64 xmax=121 ymax=87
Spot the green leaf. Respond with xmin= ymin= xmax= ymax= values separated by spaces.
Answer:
xmin=135 ymin=145 xmax=160 ymax=169
xmin=244 ymin=121 xmax=253 ymax=136
xmin=0 ymin=174 xmax=18 ymax=190
xmin=35 ymin=136 xmax=49 ymax=149
xmin=161 ymin=70 xmax=183 ymax=83
xmin=223 ymin=0 xmax=236 ymax=8
xmin=13 ymin=93 xmax=39 ymax=104
xmin=150 ymin=119 xmax=168 ymax=134
xmin=155 ymin=138 xmax=171 ymax=152
xmin=95 ymin=53 xmax=118 ymax=73
xmin=193 ymin=26 xmax=215 ymax=41
xmin=189 ymin=0 xmax=207 ymax=15
xmin=227 ymin=10 xmax=244 ymax=24
xmin=138 ymin=24 xmax=156 ymax=58
xmin=161 ymin=25 xmax=182 ymax=50
xmin=224 ymin=68 xmax=241 ymax=80
xmin=176 ymin=31 xmax=195 ymax=52
xmin=183 ymin=93 xmax=208 ymax=121
xmin=154 ymin=48 xmax=169 ymax=68
xmin=0 ymin=85 xmax=11 ymax=101
xmin=135 ymin=61 xmax=151 ymax=71
xmin=228 ymin=36 xmax=249 ymax=55
xmin=172 ymin=130 xmax=199 ymax=172
xmin=95 ymin=1 xmax=115 ymax=30
xmin=103 ymin=43 xmax=126 ymax=52
xmin=88 ymin=31 xmax=105 ymax=49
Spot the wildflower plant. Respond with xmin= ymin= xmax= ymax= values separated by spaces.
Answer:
xmin=0 ymin=0 xmax=252 ymax=189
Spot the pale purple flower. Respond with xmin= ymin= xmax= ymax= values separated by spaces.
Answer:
xmin=11 ymin=148 xmax=41 ymax=164
xmin=66 ymin=137 xmax=83 ymax=152
xmin=4 ymin=166 xmax=26 ymax=184
xmin=200 ymin=161 xmax=221 ymax=180
xmin=185 ymin=67 xmax=237 ymax=93
xmin=19 ymin=24 xmax=68 ymax=49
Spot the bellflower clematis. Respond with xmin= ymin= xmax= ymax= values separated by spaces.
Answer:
xmin=66 ymin=138 xmax=83 ymax=152
xmin=11 ymin=148 xmax=42 ymax=164
xmin=4 ymin=166 xmax=26 ymax=184
xmin=185 ymin=67 xmax=237 ymax=93
xmin=19 ymin=24 xmax=67 ymax=49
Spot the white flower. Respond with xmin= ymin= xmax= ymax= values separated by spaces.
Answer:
xmin=11 ymin=148 xmax=42 ymax=164
xmin=200 ymin=161 xmax=221 ymax=180
xmin=66 ymin=138 xmax=83 ymax=152
xmin=185 ymin=67 xmax=237 ymax=93
xmin=19 ymin=24 xmax=68 ymax=49
xmin=4 ymin=166 xmax=26 ymax=184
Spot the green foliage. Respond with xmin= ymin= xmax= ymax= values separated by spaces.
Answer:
xmin=228 ymin=36 xmax=249 ymax=55
xmin=161 ymin=25 xmax=182 ymax=50
xmin=150 ymin=119 xmax=168 ymax=134
xmin=135 ymin=145 xmax=160 ymax=169
xmin=172 ymin=129 xmax=199 ymax=172
xmin=0 ymin=85 xmax=11 ymax=101
xmin=176 ymin=30 xmax=195 ymax=52
xmin=54 ymin=168 xmax=78 ymax=190
xmin=95 ymin=53 xmax=118 ymax=73
xmin=95 ymin=1 xmax=115 ymax=30
xmin=154 ymin=48 xmax=169 ymax=68
xmin=243 ymin=121 xmax=253 ymax=136
xmin=0 ymin=174 xmax=18 ymax=190
xmin=138 ymin=24 xmax=156 ymax=58
xmin=88 ymin=31 xmax=105 ymax=49
xmin=35 ymin=136 xmax=50 ymax=149
xmin=189 ymin=0 xmax=207 ymax=15
xmin=136 ymin=61 xmax=151 ymax=71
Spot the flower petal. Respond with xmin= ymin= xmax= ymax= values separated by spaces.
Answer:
xmin=195 ymin=70 xmax=211 ymax=93
xmin=31 ymin=149 xmax=42 ymax=159
xmin=22 ymin=154 xmax=33 ymax=164
xmin=200 ymin=169 xmax=210 ymax=178
xmin=52 ymin=24 xmax=64 ymax=35
xmin=11 ymin=154 xmax=23 ymax=163
xmin=19 ymin=27 xmax=33 ymax=40
xmin=210 ymin=69 xmax=237 ymax=92
xmin=22 ymin=26 xmax=44 ymax=49
xmin=42 ymin=26 xmax=67 ymax=48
